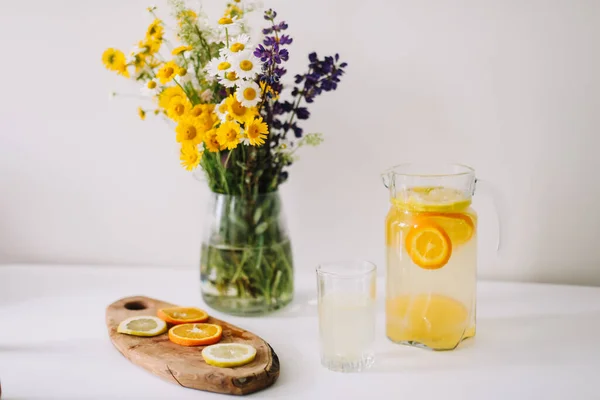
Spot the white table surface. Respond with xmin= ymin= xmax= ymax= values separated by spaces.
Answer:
xmin=1 ymin=265 xmax=600 ymax=400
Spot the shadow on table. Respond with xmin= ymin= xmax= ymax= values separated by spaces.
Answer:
xmin=269 ymin=289 xmax=318 ymax=318
xmin=368 ymin=311 xmax=600 ymax=373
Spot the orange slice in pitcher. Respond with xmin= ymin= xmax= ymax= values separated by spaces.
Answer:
xmin=168 ymin=323 xmax=223 ymax=346
xmin=405 ymin=222 xmax=452 ymax=270
xmin=157 ymin=307 xmax=209 ymax=325
xmin=424 ymin=213 xmax=475 ymax=246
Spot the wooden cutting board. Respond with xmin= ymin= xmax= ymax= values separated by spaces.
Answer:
xmin=106 ymin=296 xmax=280 ymax=396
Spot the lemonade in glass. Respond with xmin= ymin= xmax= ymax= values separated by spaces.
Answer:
xmin=383 ymin=164 xmax=480 ymax=350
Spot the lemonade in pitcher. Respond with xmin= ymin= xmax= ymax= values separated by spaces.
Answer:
xmin=383 ymin=164 xmax=480 ymax=351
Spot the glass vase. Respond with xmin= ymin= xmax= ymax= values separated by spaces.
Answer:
xmin=200 ymin=191 xmax=294 ymax=315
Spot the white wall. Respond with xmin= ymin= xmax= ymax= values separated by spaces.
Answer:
xmin=1 ymin=0 xmax=599 ymax=285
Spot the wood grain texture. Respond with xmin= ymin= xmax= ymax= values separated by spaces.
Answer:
xmin=106 ymin=296 xmax=280 ymax=396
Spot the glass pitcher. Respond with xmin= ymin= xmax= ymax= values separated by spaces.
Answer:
xmin=382 ymin=163 xmax=499 ymax=351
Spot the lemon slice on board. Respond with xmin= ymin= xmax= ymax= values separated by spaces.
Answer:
xmin=202 ymin=343 xmax=257 ymax=368
xmin=157 ymin=307 xmax=209 ymax=325
xmin=168 ymin=323 xmax=223 ymax=346
xmin=117 ymin=316 xmax=167 ymax=337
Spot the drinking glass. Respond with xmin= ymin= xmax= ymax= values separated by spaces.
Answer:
xmin=316 ymin=261 xmax=376 ymax=372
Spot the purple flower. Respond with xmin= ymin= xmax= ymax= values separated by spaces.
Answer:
xmin=279 ymin=35 xmax=293 ymax=45
xmin=254 ymin=44 xmax=270 ymax=62
xmin=272 ymin=21 xmax=288 ymax=32
xmin=279 ymin=49 xmax=289 ymax=61
xmin=274 ymin=67 xmax=287 ymax=77
xmin=291 ymin=124 xmax=303 ymax=138
xmin=272 ymin=118 xmax=283 ymax=129
xmin=264 ymin=9 xmax=277 ymax=20
xmin=296 ymin=107 xmax=310 ymax=120
xmin=264 ymin=36 xmax=277 ymax=46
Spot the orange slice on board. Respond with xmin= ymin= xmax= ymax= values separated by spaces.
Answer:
xmin=405 ymin=221 xmax=452 ymax=270
xmin=418 ymin=213 xmax=475 ymax=246
xmin=168 ymin=323 xmax=223 ymax=346
xmin=157 ymin=307 xmax=209 ymax=325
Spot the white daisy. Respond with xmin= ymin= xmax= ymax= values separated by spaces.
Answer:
xmin=230 ymin=51 xmax=261 ymax=80
xmin=235 ymin=80 xmax=261 ymax=108
xmin=217 ymin=15 xmax=241 ymax=31
xmin=215 ymin=98 xmax=229 ymax=122
xmin=218 ymin=70 xmax=240 ymax=88
xmin=240 ymin=129 xmax=251 ymax=146
xmin=219 ymin=34 xmax=252 ymax=57
xmin=176 ymin=65 xmax=195 ymax=85
xmin=140 ymin=80 xmax=158 ymax=97
xmin=205 ymin=55 xmax=232 ymax=79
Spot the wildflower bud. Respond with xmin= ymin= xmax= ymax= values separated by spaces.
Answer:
xmin=177 ymin=67 xmax=187 ymax=76
xmin=147 ymin=80 xmax=157 ymax=89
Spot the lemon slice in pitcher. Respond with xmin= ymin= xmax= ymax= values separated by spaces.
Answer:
xmin=117 ymin=316 xmax=167 ymax=337
xmin=419 ymin=213 xmax=475 ymax=245
xmin=394 ymin=187 xmax=471 ymax=212
xmin=202 ymin=343 xmax=257 ymax=368
xmin=405 ymin=221 xmax=452 ymax=269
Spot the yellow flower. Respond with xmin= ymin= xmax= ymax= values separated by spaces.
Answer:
xmin=146 ymin=19 xmax=164 ymax=41
xmin=217 ymin=121 xmax=241 ymax=150
xmin=176 ymin=117 xmax=205 ymax=145
xmin=190 ymin=104 xmax=216 ymax=119
xmin=178 ymin=10 xmax=197 ymax=26
xmin=224 ymin=5 xmax=243 ymax=18
xmin=158 ymin=86 xmax=185 ymax=109
xmin=204 ymin=129 xmax=221 ymax=152
xmin=139 ymin=39 xmax=161 ymax=56
xmin=218 ymin=17 xmax=234 ymax=25
xmin=225 ymin=95 xmax=256 ymax=123
xmin=102 ymin=48 xmax=129 ymax=77
xmin=243 ymin=116 xmax=269 ymax=146
xmin=172 ymin=45 xmax=192 ymax=56
xmin=157 ymin=61 xmax=179 ymax=84
xmin=147 ymin=80 xmax=157 ymax=89
xmin=146 ymin=56 xmax=161 ymax=69
xmin=259 ymin=81 xmax=279 ymax=101
xmin=138 ymin=107 xmax=146 ymax=121
xmin=167 ymin=96 xmax=192 ymax=121
xmin=130 ymin=54 xmax=146 ymax=74
xmin=199 ymin=111 xmax=219 ymax=132
xmin=215 ymin=99 xmax=230 ymax=121
xmin=180 ymin=143 xmax=203 ymax=171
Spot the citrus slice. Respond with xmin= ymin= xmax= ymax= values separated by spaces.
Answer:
xmin=157 ymin=307 xmax=209 ymax=325
xmin=405 ymin=221 xmax=452 ymax=269
xmin=117 ymin=316 xmax=167 ymax=337
xmin=168 ymin=323 xmax=222 ymax=346
xmin=393 ymin=187 xmax=471 ymax=212
xmin=202 ymin=343 xmax=257 ymax=368
xmin=418 ymin=213 xmax=475 ymax=246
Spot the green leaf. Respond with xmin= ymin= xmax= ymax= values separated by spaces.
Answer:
xmin=253 ymin=207 xmax=263 ymax=224
xmin=255 ymin=221 xmax=269 ymax=235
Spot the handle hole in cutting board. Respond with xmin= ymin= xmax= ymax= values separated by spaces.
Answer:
xmin=124 ymin=301 xmax=148 ymax=310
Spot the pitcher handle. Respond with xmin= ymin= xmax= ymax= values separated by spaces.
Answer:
xmin=474 ymin=178 xmax=507 ymax=254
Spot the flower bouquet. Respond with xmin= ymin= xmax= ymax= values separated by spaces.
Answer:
xmin=102 ymin=0 xmax=347 ymax=315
